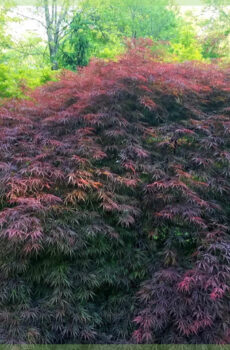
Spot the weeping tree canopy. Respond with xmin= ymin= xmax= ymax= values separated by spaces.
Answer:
xmin=1 ymin=41 xmax=230 ymax=344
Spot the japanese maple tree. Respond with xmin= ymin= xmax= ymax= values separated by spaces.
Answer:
xmin=0 ymin=39 xmax=230 ymax=343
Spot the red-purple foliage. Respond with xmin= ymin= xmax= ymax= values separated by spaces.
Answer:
xmin=1 ymin=41 xmax=230 ymax=343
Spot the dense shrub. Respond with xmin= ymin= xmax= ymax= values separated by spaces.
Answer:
xmin=1 ymin=40 xmax=230 ymax=344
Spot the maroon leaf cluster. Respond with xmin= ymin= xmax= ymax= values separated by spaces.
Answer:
xmin=1 ymin=40 xmax=230 ymax=343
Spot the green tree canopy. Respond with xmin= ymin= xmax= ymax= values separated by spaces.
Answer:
xmin=58 ymin=0 xmax=181 ymax=70
xmin=200 ymin=0 xmax=230 ymax=60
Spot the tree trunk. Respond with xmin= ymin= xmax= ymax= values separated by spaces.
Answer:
xmin=49 ymin=42 xmax=59 ymax=70
xmin=43 ymin=0 xmax=59 ymax=70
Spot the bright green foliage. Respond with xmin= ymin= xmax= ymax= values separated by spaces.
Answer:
xmin=0 ymin=2 xmax=13 ymax=52
xmin=0 ymin=56 xmax=56 ymax=98
xmin=0 ymin=30 xmax=56 ymax=98
xmin=170 ymin=22 xmax=204 ymax=61
xmin=0 ymin=62 xmax=56 ymax=98
xmin=0 ymin=2 xmax=57 ymax=98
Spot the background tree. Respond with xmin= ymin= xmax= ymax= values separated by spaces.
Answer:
xmin=0 ymin=2 xmax=56 ymax=98
xmin=16 ymin=0 xmax=75 ymax=70
xmin=58 ymin=11 xmax=90 ymax=70
xmin=169 ymin=20 xmax=203 ymax=61
xmin=80 ymin=0 xmax=178 ymax=40
xmin=0 ymin=1 xmax=14 ymax=60
xmin=58 ymin=0 xmax=181 ymax=70
xmin=200 ymin=0 xmax=230 ymax=60
xmin=41 ymin=0 xmax=72 ymax=70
